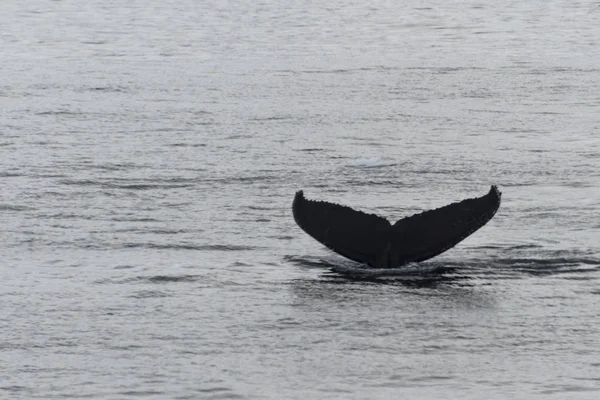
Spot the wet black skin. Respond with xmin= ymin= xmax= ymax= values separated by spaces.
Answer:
xmin=293 ymin=186 xmax=501 ymax=268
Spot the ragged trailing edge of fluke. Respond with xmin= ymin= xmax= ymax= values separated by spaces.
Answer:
xmin=292 ymin=185 xmax=501 ymax=269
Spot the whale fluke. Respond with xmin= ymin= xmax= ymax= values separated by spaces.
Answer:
xmin=292 ymin=186 xmax=501 ymax=268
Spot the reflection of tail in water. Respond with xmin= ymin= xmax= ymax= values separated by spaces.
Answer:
xmin=325 ymin=262 xmax=464 ymax=287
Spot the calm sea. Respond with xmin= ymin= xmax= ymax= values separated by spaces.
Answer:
xmin=1 ymin=0 xmax=599 ymax=399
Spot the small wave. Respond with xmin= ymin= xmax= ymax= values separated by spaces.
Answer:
xmin=106 ymin=344 xmax=144 ymax=350
xmin=0 ymin=172 xmax=22 ymax=177
xmin=57 ymin=179 xmax=104 ymax=187
xmin=40 ymin=213 xmax=96 ymax=220
xmin=147 ymin=229 xmax=187 ymax=235
xmin=122 ymin=243 xmax=257 ymax=251
xmin=97 ymin=274 xmax=202 ymax=285
xmin=301 ymin=67 xmax=380 ymax=74
xmin=342 ymin=179 xmax=404 ymax=187
xmin=35 ymin=110 xmax=80 ymax=116
xmin=230 ymin=261 xmax=251 ymax=268
xmin=114 ymin=227 xmax=188 ymax=235
xmin=109 ymin=183 xmax=193 ymax=190
xmin=471 ymin=244 xmax=543 ymax=250
xmin=145 ymin=275 xmax=200 ymax=283
xmin=247 ymin=205 xmax=271 ymax=211
xmin=539 ymin=384 xmax=599 ymax=395
xmin=196 ymin=387 xmax=237 ymax=394
xmin=58 ymin=179 xmax=194 ymax=190
xmin=87 ymin=162 xmax=142 ymax=171
xmin=205 ymin=175 xmax=279 ymax=185
xmin=118 ymin=390 xmax=165 ymax=397
xmin=224 ymin=134 xmax=254 ymax=139
xmin=250 ymin=116 xmax=293 ymax=121
xmin=273 ymin=235 xmax=294 ymax=240
xmin=348 ymin=157 xmax=395 ymax=168
xmin=0 ymin=204 xmax=32 ymax=212
xmin=110 ymin=217 xmax=159 ymax=222
xmin=84 ymin=85 xmax=127 ymax=93
xmin=167 ymin=143 xmax=207 ymax=147
xmin=0 ymin=386 xmax=28 ymax=392
xmin=491 ymin=257 xmax=600 ymax=267
xmin=231 ymin=175 xmax=277 ymax=183
xmin=81 ymin=40 xmax=107 ymax=45
xmin=129 ymin=290 xmax=171 ymax=298
xmin=302 ymin=68 xmax=353 ymax=74
xmin=113 ymin=265 xmax=135 ymax=269
xmin=27 ymin=141 xmax=54 ymax=146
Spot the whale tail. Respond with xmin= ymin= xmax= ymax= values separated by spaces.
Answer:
xmin=292 ymin=186 xmax=501 ymax=268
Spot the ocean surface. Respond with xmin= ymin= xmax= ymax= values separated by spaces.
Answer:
xmin=2 ymin=0 xmax=600 ymax=399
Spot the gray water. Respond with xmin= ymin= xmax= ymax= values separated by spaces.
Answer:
xmin=2 ymin=0 xmax=600 ymax=399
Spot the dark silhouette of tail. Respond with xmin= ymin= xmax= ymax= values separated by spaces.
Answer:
xmin=293 ymin=186 xmax=501 ymax=268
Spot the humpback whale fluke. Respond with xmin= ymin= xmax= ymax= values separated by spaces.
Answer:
xmin=293 ymin=186 xmax=501 ymax=268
